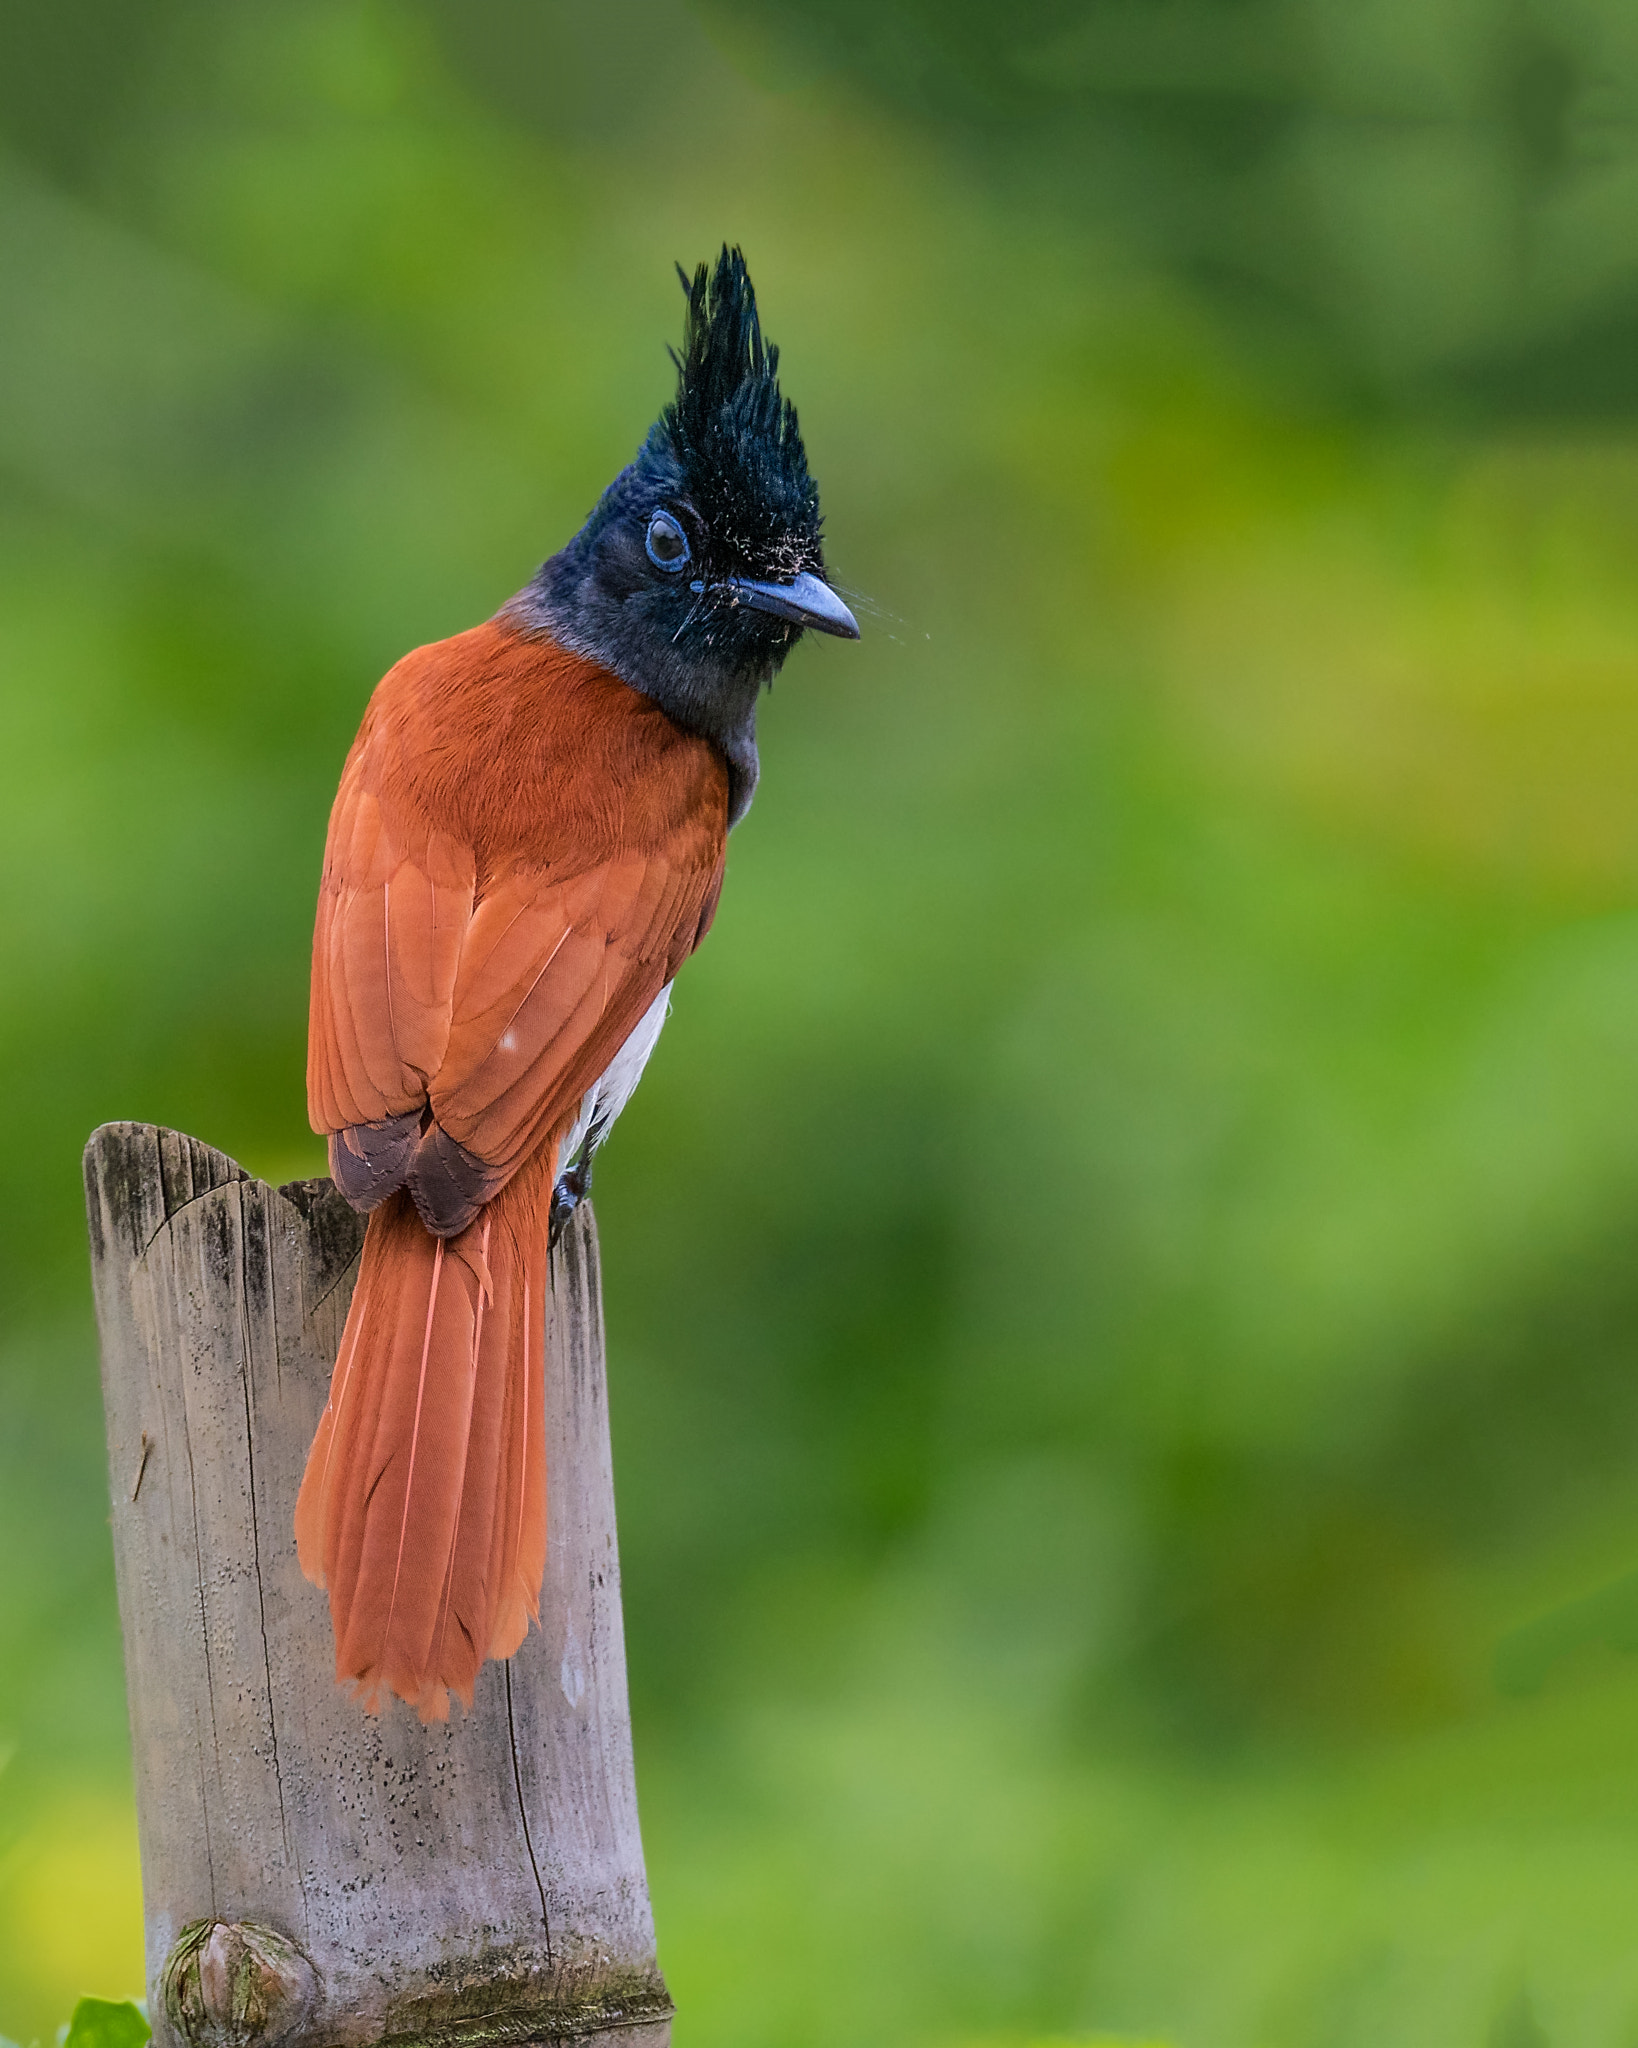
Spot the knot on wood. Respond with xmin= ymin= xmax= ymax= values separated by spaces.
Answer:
xmin=162 ymin=1919 xmax=319 ymax=2048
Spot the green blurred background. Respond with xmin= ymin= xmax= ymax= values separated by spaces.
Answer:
xmin=7 ymin=2 xmax=1638 ymax=2042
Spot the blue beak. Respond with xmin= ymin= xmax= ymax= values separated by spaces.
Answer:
xmin=720 ymin=570 xmax=860 ymax=639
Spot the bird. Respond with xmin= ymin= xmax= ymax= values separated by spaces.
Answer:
xmin=294 ymin=246 xmax=858 ymax=1720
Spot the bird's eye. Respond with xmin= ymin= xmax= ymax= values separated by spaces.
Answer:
xmin=645 ymin=510 xmax=691 ymax=572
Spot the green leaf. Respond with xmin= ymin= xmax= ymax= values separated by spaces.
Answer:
xmin=60 ymin=2001 xmax=149 ymax=2048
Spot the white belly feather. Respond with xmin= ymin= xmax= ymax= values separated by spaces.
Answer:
xmin=555 ymin=980 xmax=673 ymax=1178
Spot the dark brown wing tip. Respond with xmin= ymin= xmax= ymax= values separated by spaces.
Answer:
xmin=330 ymin=1113 xmax=422 ymax=1212
xmin=408 ymin=1123 xmax=504 ymax=1239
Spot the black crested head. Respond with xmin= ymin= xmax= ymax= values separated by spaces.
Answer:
xmin=518 ymin=245 xmax=858 ymax=826
xmin=651 ymin=248 xmax=820 ymax=579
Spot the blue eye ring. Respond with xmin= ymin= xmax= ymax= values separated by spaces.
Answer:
xmin=645 ymin=509 xmax=691 ymax=572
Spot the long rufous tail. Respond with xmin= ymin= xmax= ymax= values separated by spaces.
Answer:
xmin=295 ymin=1147 xmax=556 ymax=1721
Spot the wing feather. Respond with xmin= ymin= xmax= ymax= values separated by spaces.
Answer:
xmin=430 ymin=847 xmax=717 ymax=1181
xmin=308 ymin=762 xmax=476 ymax=1134
xmin=308 ymin=634 xmax=726 ymax=1202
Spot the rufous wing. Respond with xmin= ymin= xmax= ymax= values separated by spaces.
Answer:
xmin=308 ymin=722 xmax=724 ymax=1204
xmin=307 ymin=747 xmax=476 ymax=1136
xmin=430 ymin=845 xmax=722 ymax=1185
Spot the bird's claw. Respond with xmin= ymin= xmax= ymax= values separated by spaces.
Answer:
xmin=548 ymin=1152 xmax=594 ymax=1250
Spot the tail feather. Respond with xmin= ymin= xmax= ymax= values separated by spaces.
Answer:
xmin=427 ymin=1219 xmax=495 ymax=1691
xmin=335 ymin=1234 xmax=479 ymax=1704
xmin=295 ymin=1146 xmax=557 ymax=1720
xmin=492 ymin=1269 xmax=549 ymax=1659
xmin=431 ymin=1209 xmax=547 ymax=1698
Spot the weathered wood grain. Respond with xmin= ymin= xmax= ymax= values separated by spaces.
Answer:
xmin=85 ymin=1123 xmax=670 ymax=2048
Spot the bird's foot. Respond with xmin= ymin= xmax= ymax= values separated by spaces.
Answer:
xmin=548 ymin=1151 xmax=594 ymax=1250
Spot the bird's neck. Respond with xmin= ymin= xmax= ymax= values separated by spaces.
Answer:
xmin=507 ymin=550 xmax=762 ymax=827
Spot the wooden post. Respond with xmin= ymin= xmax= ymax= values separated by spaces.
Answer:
xmin=84 ymin=1123 xmax=672 ymax=2048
